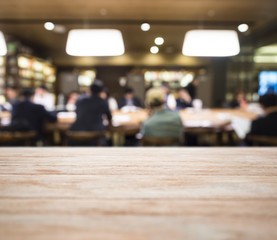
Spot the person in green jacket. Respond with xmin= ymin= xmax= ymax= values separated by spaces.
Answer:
xmin=141 ymin=87 xmax=184 ymax=139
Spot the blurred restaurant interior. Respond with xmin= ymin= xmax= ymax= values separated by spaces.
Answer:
xmin=0 ymin=0 xmax=277 ymax=146
xmin=1 ymin=2 xmax=277 ymax=239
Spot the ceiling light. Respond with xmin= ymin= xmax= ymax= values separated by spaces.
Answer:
xmin=141 ymin=23 xmax=150 ymax=31
xmin=254 ymin=56 xmax=277 ymax=63
xmin=0 ymin=31 xmax=7 ymax=56
xmin=100 ymin=8 xmax=107 ymax=16
xmin=66 ymin=29 xmax=125 ymax=56
xmin=150 ymin=46 xmax=159 ymax=54
xmin=238 ymin=24 xmax=249 ymax=33
xmin=182 ymin=30 xmax=240 ymax=57
xmin=53 ymin=25 xmax=66 ymax=34
xmin=44 ymin=22 xmax=55 ymax=31
xmin=155 ymin=37 xmax=164 ymax=45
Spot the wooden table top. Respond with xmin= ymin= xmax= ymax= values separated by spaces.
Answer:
xmin=0 ymin=148 xmax=276 ymax=239
xmin=54 ymin=108 xmax=257 ymax=128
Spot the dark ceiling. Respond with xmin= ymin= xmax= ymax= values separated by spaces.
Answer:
xmin=0 ymin=0 xmax=277 ymax=66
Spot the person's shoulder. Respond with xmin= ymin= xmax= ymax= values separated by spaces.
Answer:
xmin=93 ymin=96 xmax=108 ymax=104
xmin=143 ymin=115 xmax=155 ymax=126
xmin=164 ymin=109 xmax=179 ymax=115
xmin=268 ymin=111 xmax=277 ymax=118
xmin=76 ymin=95 xmax=91 ymax=104
xmin=15 ymin=100 xmax=35 ymax=108
xmin=32 ymin=102 xmax=48 ymax=111
xmin=164 ymin=109 xmax=183 ymax=121
xmin=251 ymin=115 xmax=267 ymax=128
xmin=257 ymin=111 xmax=277 ymax=124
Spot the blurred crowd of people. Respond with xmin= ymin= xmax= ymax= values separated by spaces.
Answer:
xmin=1 ymin=78 xmax=277 ymax=146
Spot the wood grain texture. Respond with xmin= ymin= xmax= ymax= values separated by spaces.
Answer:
xmin=0 ymin=148 xmax=276 ymax=240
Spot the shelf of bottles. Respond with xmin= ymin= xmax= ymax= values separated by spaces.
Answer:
xmin=17 ymin=54 xmax=56 ymax=92
xmin=144 ymin=70 xmax=196 ymax=90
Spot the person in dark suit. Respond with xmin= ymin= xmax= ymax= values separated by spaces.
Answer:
xmin=118 ymin=87 xmax=142 ymax=109
xmin=10 ymin=88 xmax=57 ymax=138
xmin=70 ymin=80 xmax=112 ymax=144
xmin=185 ymin=75 xmax=199 ymax=100
xmin=248 ymin=94 xmax=277 ymax=136
xmin=176 ymin=88 xmax=192 ymax=110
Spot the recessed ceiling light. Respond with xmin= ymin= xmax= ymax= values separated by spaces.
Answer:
xmin=150 ymin=46 xmax=159 ymax=54
xmin=44 ymin=22 xmax=55 ymax=31
xmin=66 ymin=29 xmax=125 ymax=56
xmin=141 ymin=23 xmax=150 ymax=31
xmin=207 ymin=10 xmax=215 ymax=17
xmin=100 ymin=8 xmax=107 ymax=16
xmin=155 ymin=37 xmax=164 ymax=45
xmin=53 ymin=25 xmax=66 ymax=34
xmin=238 ymin=24 xmax=249 ymax=33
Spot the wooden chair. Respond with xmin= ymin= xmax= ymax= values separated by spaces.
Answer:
xmin=141 ymin=136 xmax=181 ymax=146
xmin=64 ymin=131 xmax=106 ymax=146
xmin=0 ymin=131 xmax=37 ymax=146
xmin=246 ymin=135 xmax=277 ymax=146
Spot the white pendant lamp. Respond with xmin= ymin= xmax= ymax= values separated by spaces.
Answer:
xmin=182 ymin=30 xmax=240 ymax=57
xmin=0 ymin=31 xmax=7 ymax=56
xmin=66 ymin=29 xmax=125 ymax=56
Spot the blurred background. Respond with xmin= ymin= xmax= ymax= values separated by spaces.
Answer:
xmin=0 ymin=0 xmax=277 ymax=147
xmin=0 ymin=0 xmax=276 ymax=106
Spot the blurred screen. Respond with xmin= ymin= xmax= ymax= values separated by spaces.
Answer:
xmin=258 ymin=71 xmax=277 ymax=96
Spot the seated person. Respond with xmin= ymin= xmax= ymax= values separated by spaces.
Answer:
xmin=118 ymin=87 xmax=142 ymax=109
xmin=99 ymin=88 xmax=118 ymax=112
xmin=65 ymin=91 xmax=80 ymax=112
xmin=70 ymin=80 xmax=112 ymax=145
xmin=140 ymin=87 xmax=184 ymax=139
xmin=176 ymin=88 xmax=192 ymax=110
xmin=185 ymin=76 xmax=199 ymax=100
xmin=1 ymin=85 xmax=19 ymax=112
xmin=8 ymin=88 xmax=57 ymax=139
xmin=161 ymin=82 xmax=176 ymax=110
xmin=229 ymin=90 xmax=248 ymax=108
xmin=33 ymin=85 xmax=55 ymax=111
xmin=247 ymin=94 xmax=277 ymax=137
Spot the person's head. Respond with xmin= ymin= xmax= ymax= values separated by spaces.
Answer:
xmin=99 ymin=88 xmax=109 ymax=100
xmin=20 ymin=88 xmax=35 ymax=100
xmin=145 ymin=87 xmax=165 ymax=110
xmin=161 ymin=82 xmax=170 ymax=95
xmin=192 ymin=75 xmax=200 ymax=86
xmin=259 ymin=94 xmax=277 ymax=109
xmin=36 ymin=85 xmax=48 ymax=97
xmin=178 ymin=88 xmax=191 ymax=103
xmin=6 ymin=85 xmax=18 ymax=100
xmin=67 ymin=91 xmax=80 ymax=104
xmin=235 ymin=90 xmax=245 ymax=102
xmin=90 ymin=79 xmax=104 ymax=96
xmin=124 ymin=87 xmax=134 ymax=100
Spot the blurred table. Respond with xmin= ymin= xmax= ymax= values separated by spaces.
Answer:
xmin=0 ymin=148 xmax=276 ymax=239
xmin=43 ymin=108 xmax=258 ymax=146
xmin=180 ymin=108 xmax=258 ymax=145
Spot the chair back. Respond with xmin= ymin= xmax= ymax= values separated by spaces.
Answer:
xmin=142 ymin=136 xmax=181 ymax=146
xmin=246 ymin=135 xmax=277 ymax=146
xmin=0 ymin=131 xmax=37 ymax=146
xmin=64 ymin=131 xmax=106 ymax=146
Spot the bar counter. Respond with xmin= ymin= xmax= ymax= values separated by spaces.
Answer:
xmin=0 ymin=148 xmax=276 ymax=239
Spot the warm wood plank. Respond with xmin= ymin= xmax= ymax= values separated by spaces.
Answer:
xmin=0 ymin=148 xmax=276 ymax=239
